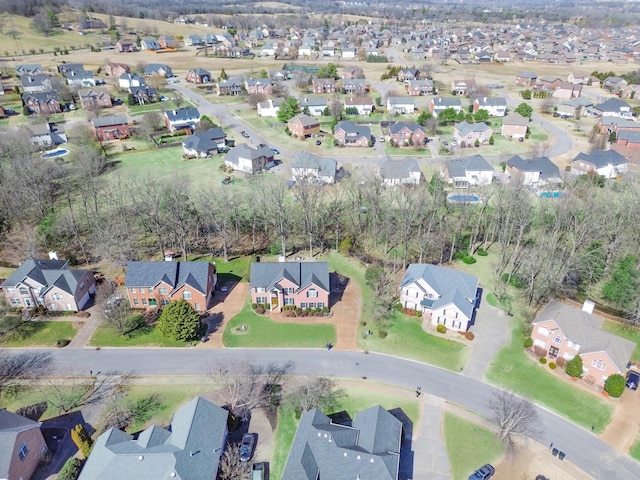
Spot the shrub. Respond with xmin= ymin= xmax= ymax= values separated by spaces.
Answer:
xmin=464 ymin=331 xmax=474 ymax=341
xmin=539 ymin=357 xmax=547 ymax=364
xmin=549 ymin=362 xmax=556 ymax=370
xmin=555 ymin=357 xmax=566 ymax=368
xmin=76 ymin=311 xmax=90 ymax=318
xmin=604 ymin=373 xmax=625 ymax=397
xmin=71 ymin=424 xmax=93 ymax=458
xmin=295 ymin=307 xmax=302 ymax=315
xmin=58 ymin=457 xmax=85 ymax=480
xmin=56 ymin=338 xmax=71 ymax=348
xmin=462 ymin=255 xmax=477 ymax=265
xmin=477 ymin=248 xmax=488 ymax=256
xmin=436 ymin=324 xmax=447 ymax=334
xmin=532 ymin=346 xmax=546 ymax=358
xmin=251 ymin=303 xmax=258 ymax=310
xmin=255 ymin=306 xmax=265 ymax=314
xmin=523 ymin=337 xmax=533 ymax=348
xmin=565 ymin=354 xmax=583 ymax=378
xmin=377 ymin=330 xmax=388 ymax=338
xmin=360 ymin=321 xmax=367 ymax=326
xmin=322 ymin=307 xmax=329 ymax=314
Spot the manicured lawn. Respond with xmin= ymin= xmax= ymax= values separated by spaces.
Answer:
xmin=630 ymin=436 xmax=640 ymax=462
xmin=361 ymin=311 xmax=468 ymax=370
xmin=223 ymin=302 xmax=336 ymax=348
xmin=89 ymin=323 xmax=193 ymax=347
xmin=444 ymin=412 xmax=504 ymax=480
xmin=601 ymin=320 xmax=640 ymax=363
xmin=271 ymin=383 xmax=420 ymax=480
xmin=0 ymin=319 xmax=77 ymax=347
xmin=485 ymin=316 xmax=613 ymax=432
xmin=188 ymin=255 xmax=252 ymax=282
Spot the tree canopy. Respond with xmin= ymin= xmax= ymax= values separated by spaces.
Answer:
xmin=515 ymin=102 xmax=533 ymax=118
xmin=157 ymin=300 xmax=201 ymax=341
xmin=277 ymin=96 xmax=301 ymax=123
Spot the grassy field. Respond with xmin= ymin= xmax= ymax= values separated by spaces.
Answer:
xmin=270 ymin=383 xmax=420 ymax=480
xmin=0 ymin=319 xmax=77 ymax=347
xmin=601 ymin=320 xmax=640 ymax=364
xmin=223 ymin=301 xmax=336 ymax=348
xmin=444 ymin=412 xmax=504 ymax=480
xmin=484 ymin=316 xmax=613 ymax=432
xmin=89 ymin=323 xmax=193 ymax=347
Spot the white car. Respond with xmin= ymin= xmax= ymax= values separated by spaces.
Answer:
xmin=379 ymin=136 xmax=385 ymax=142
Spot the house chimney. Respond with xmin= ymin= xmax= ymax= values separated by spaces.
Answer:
xmin=164 ymin=252 xmax=174 ymax=261
xmin=49 ymin=251 xmax=59 ymax=260
xmin=582 ymin=299 xmax=595 ymax=314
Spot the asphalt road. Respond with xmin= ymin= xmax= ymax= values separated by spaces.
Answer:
xmin=37 ymin=347 xmax=639 ymax=479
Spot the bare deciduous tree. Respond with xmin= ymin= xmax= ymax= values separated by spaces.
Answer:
xmin=219 ymin=444 xmax=252 ymax=480
xmin=286 ymin=377 xmax=345 ymax=414
xmin=206 ymin=360 xmax=293 ymax=421
xmin=489 ymin=391 xmax=539 ymax=451
xmin=0 ymin=351 xmax=52 ymax=398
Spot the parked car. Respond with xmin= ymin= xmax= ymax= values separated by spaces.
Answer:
xmin=469 ymin=464 xmax=495 ymax=480
xmin=252 ymin=462 xmax=267 ymax=480
xmin=626 ymin=370 xmax=640 ymax=390
xmin=315 ymin=140 xmax=321 ymax=145
xmin=240 ymin=433 xmax=256 ymax=462
xmin=159 ymin=96 xmax=169 ymax=102
xmin=241 ymin=131 xmax=250 ymax=138
xmin=270 ymin=147 xmax=280 ymax=155
xmin=379 ymin=136 xmax=385 ymax=142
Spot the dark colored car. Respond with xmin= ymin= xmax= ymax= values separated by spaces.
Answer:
xmin=241 ymin=131 xmax=250 ymax=138
xmin=626 ymin=371 xmax=640 ymax=390
xmin=239 ymin=433 xmax=256 ymax=462
xmin=315 ymin=140 xmax=321 ymax=145
xmin=468 ymin=464 xmax=495 ymax=480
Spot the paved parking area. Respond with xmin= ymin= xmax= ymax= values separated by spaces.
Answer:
xmin=463 ymin=301 xmax=510 ymax=380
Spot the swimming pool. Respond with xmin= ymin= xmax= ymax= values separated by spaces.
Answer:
xmin=539 ymin=191 xmax=562 ymax=198
xmin=41 ymin=148 xmax=69 ymax=158
xmin=448 ymin=194 xmax=481 ymax=203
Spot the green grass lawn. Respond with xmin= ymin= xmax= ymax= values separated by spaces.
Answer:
xmin=271 ymin=383 xmax=420 ymax=480
xmin=223 ymin=301 xmax=336 ymax=348
xmin=361 ymin=311 xmax=468 ymax=370
xmin=630 ymin=436 xmax=640 ymax=462
xmin=485 ymin=316 xmax=613 ymax=432
xmin=0 ymin=319 xmax=77 ymax=347
xmin=187 ymin=255 xmax=252 ymax=281
xmin=444 ymin=412 xmax=504 ymax=480
xmin=601 ymin=320 xmax=640 ymax=363
xmin=89 ymin=323 xmax=193 ymax=347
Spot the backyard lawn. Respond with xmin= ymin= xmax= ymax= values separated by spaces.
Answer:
xmin=89 ymin=323 xmax=193 ymax=347
xmin=0 ymin=318 xmax=77 ymax=347
xmin=223 ymin=301 xmax=336 ymax=348
xmin=444 ymin=412 xmax=504 ymax=480
xmin=601 ymin=320 xmax=640 ymax=364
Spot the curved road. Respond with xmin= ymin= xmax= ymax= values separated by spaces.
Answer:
xmin=33 ymin=347 xmax=639 ymax=479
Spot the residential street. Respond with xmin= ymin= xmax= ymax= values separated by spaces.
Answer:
xmin=24 ymin=347 xmax=638 ymax=480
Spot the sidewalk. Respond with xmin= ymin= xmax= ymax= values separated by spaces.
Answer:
xmin=410 ymin=394 xmax=451 ymax=480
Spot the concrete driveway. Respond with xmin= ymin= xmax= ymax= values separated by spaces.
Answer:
xmin=463 ymin=300 xmax=510 ymax=381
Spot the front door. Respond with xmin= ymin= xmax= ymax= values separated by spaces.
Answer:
xmin=271 ymin=295 xmax=278 ymax=309
xmin=549 ymin=346 xmax=559 ymax=358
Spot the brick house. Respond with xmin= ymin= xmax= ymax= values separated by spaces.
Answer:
xmin=22 ymin=92 xmax=61 ymax=115
xmin=342 ymin=79 xmax=368 ymax=95
xmin=245 ymin=78 xmax=273 ymax=95
xmin=2 ymin=257 xmax=96 ymax=311
xmin=186 ymin=68 xmax=212 ymax=84
xmin=312 ymin=78 xmax=336 ymax=94
xmin=399 ymin=264 xmax=479 ymax=332
xmin=571 ymin=149 xmax=628 ymax=179
xmin=388 ymin=121 xmax=426 ymax=146
xmin=0 ymin=409 xmax=47 ymax=480
xmin=397 ymin=68 xmax=420 ymax=82
xmin=406 ymin=79 xmax=434 ymax=96
xmin=516 ymin=72 xmax=537 ymax=86
xmin=287 ymin=113 xmax=320 ymax=138
xmin=531 ymin=301 xmax=635 ymax=387
xmin=249 ymin=261 xmax=330 ymax=311
xmin=91 ymin=115 xmax=130 ymax=141
xmin=124 ymin=261 xmax=217 ymax=312
xmin=501 ymin=113 xmax=529 ymax=140
xmin=78 ymin=87 xmax=112 ymax=110
xmin=115 ymin=40 xmax=135 ymax=52
xmin=104 ymin=62 xmax=130 ymax=77
xmin=453 ymin=121 xmax=493 ymax=146
xmin=333 ymin=121 xmax=371 ymax=147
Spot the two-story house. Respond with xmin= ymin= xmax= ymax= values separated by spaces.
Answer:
xmin=164 ymin=107 xmax=200 ymax=132
xmin=78 ymin=87 xmax=112 ymax=110
xmin=399 ymin=263 xmax=479 ymax=332
xmin=245 ymin=78 xmax=273 ymax=95
xmin=22 ymin=92 xmax=61 ymax=115
xmin=249 ymin=261 xmax=330 ymax=311
xmin=91 ymin=115 xmax=130 ymax=141
xmin=571 ymin=150 xmax=628 ymax=179
xmin=343 ymin=96 xmax=375 ymax=116
xmin=333 ymin=121 xmax=371 ymax=147
xmin=505 ymin=156 xmax=561 ymax=187
xmin=377 ymin=158 xmax=422 ymax=186
xmin=224 ymin=144 xmax=274 ymax=174
xmin=388 ymin=122 xmax=426 ymax=146
xmin=291 ymin=152 xmax=337 ymax=184
xmin=287 ymin=113 xmax=320 ymax=138
xmin=453 ymin=121 xmax=493 ymax=146
xmin=501 ymin=113 xmax=529 ymax=140
xmin=312 ymin=78 xmax=336 ymax=94
xmin=473 ymin=97 xmax=507 ymax=117
xmin=182 ymin=127 xmax=227 ymax=158
xmin=0 ymin=409 xmax=47 ymax=480
xmin=441 ymin=155 xmax=494 ymax=188
xmin=386 ymin=96 xmax=415 ymax=114
xmin=186 ymin=68 xmax=212 ymax=84
xmin=256 ymin=98 xmax=284 ymax=118
xmin=429 ymin=97 xmax=463 ymax=117
xmin=2 ymin=256 xmax=96 ymax=311
xmin=531 ymin=301 xmax=635 ymax=387
xmin=124 ymin=261 xmax=217 ymax=312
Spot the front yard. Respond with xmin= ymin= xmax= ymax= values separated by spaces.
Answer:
xmin=222 ymin=301 xmax=336 ymax=348
xmin=0 ymin=317 xmax=78 ymax=347
xmin=89 ymin=322 xmax=193 ymax=347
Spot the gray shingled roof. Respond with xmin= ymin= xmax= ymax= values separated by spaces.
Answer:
xmin=78 ymin=397 xmax=228 ymax=480
xmin=224 ymin=144 xmax=273 ymax=169
xmin=0 ymin=409 xmax=42 ymax=479
xmin=506 ymin=156 xmax=561 ymax=180
xmin=594 ymin=98 xmax=631 ymax=113
xmin=335 ymin=121 xmax=370 ymax=140
xmin=572 ymin=149 xmax=626 ymax=169
xmin=281 ymin=406 xmax=401 ymax=480
xmin=91 ymin=115 xmax=128 ymax=128
xmin=502 ymin=113 xmax=529 ymax=126
xmin=516 ymin=72 xmax=537 ymax=79
xmin=475 ymin=97 xmax=507 ymax=107
xmin=249 ymin=262 xmax=330 ymax=293
xmin=2 ymin=258 xmax=88 ymax=296
xmin=618 ymin=130 xmax=640 ymax=143
xmin=454 ymin=121 xmax=491 ymax=137
xmin=378 ymin=158 xmax=420 ymax=180
xmin=444 ymin=155 xmax=493 ymax=177
xmin=125 ymin=261 xmax=212 ymax=295
xmin=400 ymin=264 xmax=479 ymax=319
xmin=388 ymin=122 xmax=425 ymax=135
xmin=533 ymin=301 xmax=635 ymax=372
xmin=291 ymin=152 xmax=337 ymax=177
xmin=431 ymin=97 xmax=462 ymax=108
xmin=182 ymin=127 xmax=226 ymax=153
xmin=289 ymin=113 xmax=320 ymax=127
xmin=387 ymin=96 xmax=414 ymax=106
xmin=164 ymin=107 xmax=200 ymax=123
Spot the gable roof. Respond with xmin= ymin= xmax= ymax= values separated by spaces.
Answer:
xmin=533 ymin=301 xmax=635 ymax=372
xmin=475 ymin=97 xmax=507 ymax=107
xmin=387 ymin=96 xmax=415 ymax=106
xmin=281 ymin=406 xmax=401 ymax=480
xmin=572 ymin=149 xmax=627 ymax=169
xmin=335 ymin=121 xmax=370 ymax=140
xmin=182 ymin=127 xmax=226 ymax=153
xmin=431 ymin=97 xmax=462 ymax=108
xmin=291 ymin=152 xmax=337 ymax=176
xmin=378 ymin=158 xmax=421 ymax=180
xmin=506 ymin=156 xmax=561 ymax=179
xmin=455 ymin=121 xmax=492 ymax=136
xmin=288 ymin=113 xmax=319 ymax=127
xmin=502 ymin=112 xmax=529 ymax=126
xmin=388 ymin=122 xmax=425 ymax=135
xmin=444 ymin=155 xmax=494 ymax=177
xmin=78 ymin=397 xmax=228 ymax=480
xmin=400 ymin=264 xmax=478 ymax=319
xmin=224 ymin=144 xmax=273 ymax=166
xmin=164 ymin=107 xmax=200 ymax=123
xmin=3 ymin=258 xmax=89 ymax=297
xmin=250 ymin=262 xmax=330 ymax=293
xmin=595 ymin=98 xmax=631 ymax=113
xmin=125 ymin=261 xmax=213 ymax=295
xmin=0 ymin=409 xmax=42 ymax=478
xmin=91 ymin=115 xmax=128 ymax=128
